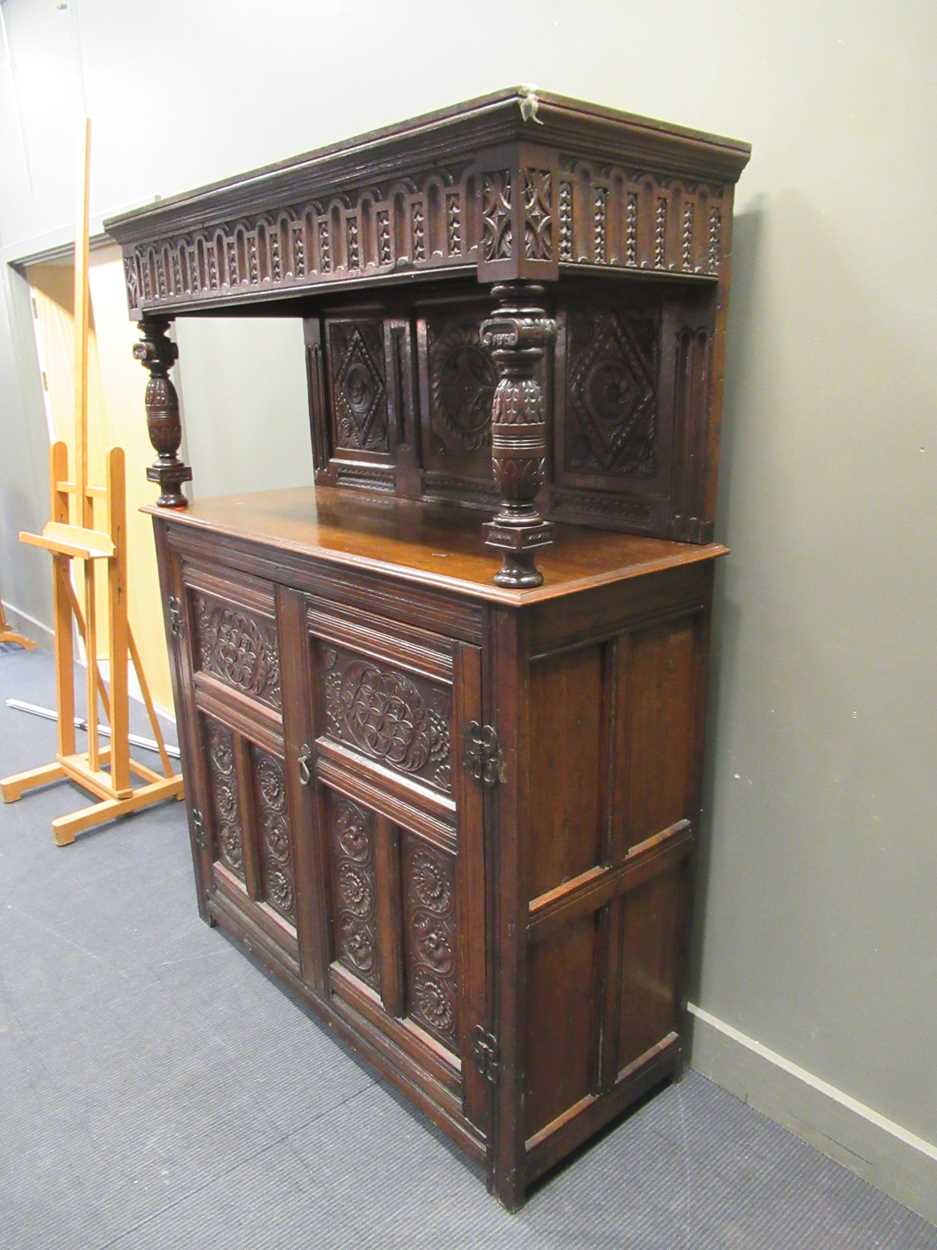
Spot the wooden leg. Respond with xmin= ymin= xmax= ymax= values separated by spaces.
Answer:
xmin=106 ymin=448 xmax=130 ymax=793
xmin=83 ymin=557 xmax=100 ymax=771
xmin=52 ymin=773 xmax=184 ymax=846
xmin=1 ymin=761 xmax=67 ymax=803
xmin=0 ymin=629 xmax=38 ymax=650
xmin=53 ymin=554 xmax=77 ymax=756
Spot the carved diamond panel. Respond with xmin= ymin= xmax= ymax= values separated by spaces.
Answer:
xmin=403 ymin=833 xmax=458 ymax=1049
xmin=194 ymin=594 xmax=281 ymax=709
xmin=320 ymin=645 xmax=452 ymax=793
xmin=327 ymin=320 xmax=389 ymax=452
xmin=565 ymin=308 xmax=659 ymax=477
xmin=204 ymin=718 xmax=244 ymax=880
xmin=328 ymin=795 xmax=380 ymax=990
xmin=253 ymin=748 xmax=295 ymax=924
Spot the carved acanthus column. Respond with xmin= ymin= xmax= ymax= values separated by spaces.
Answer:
xmin=480 ymin=283 xmax=556 ymax=588
xmin=134 ymin=317 xmax=192 ymax=508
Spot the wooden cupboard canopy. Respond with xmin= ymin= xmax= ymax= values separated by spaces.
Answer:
xmin=105 ymin=86 xmax=750 ymax=319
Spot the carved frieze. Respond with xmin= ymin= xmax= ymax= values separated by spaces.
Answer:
xmin=322 ymin=647 xmax=452 ymax=792
xmin=194 ymin=594 xmax=281 ymax=709
xmin=522 ymin=169 xmax=553 ymax=261
xmin=565 ymin=307 xmax=659 ymax=477
xmin=555 ymin=155 xmax=725 ymax=276
xmin=329 ymin=796 xmax=380 ymax=989
xmin=253 ymin=749 xmax=295 ymax=923
xmin=118 ymin=166 xmax=480 ymax=314
xmin=116 ymin=159 xmax=727 ymax=315
xmin=481 ymin=170 xmax=513 ymax=262
xmin=403 ymin=834 xmax=458 ymax=1049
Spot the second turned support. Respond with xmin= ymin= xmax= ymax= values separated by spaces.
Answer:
xmin=480 ymin=283 xmax=556 ymax=589
xmin=134 ymin=317 xmax=192 ymax=508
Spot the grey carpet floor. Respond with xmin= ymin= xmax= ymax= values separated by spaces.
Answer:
xmin=1 ymin=643 xmax=935 ymax=1250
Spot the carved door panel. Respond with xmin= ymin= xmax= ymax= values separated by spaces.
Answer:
xmin=285 ymin=588 xmax=490 ymax=1137
xmin=165 ymin=552 xmax=301 ymax=973
xmin=192 ymin=708 xmax=301 ymax=969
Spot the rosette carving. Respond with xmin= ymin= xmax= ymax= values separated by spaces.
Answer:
xmin=254 ymin=750 xmax=294 ymax=923
xmin=330 ymin=798 xmax=379 ymax=989
xmin=404 ymin=838 xmax=458 ymax=1048
xmin=196 ymin=596 xmax=281 ymax=708
xmin=205 ymin=720 xmax=244 ymax=879
xmin=322 ymin=649 xmax=451 ymax=791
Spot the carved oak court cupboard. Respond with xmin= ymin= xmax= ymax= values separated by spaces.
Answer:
xmin=104 ymin=88 xmax=750 ymax=1211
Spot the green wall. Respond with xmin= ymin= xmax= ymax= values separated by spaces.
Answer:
xmin=1 ymin=0 xmax=934 ymax=1220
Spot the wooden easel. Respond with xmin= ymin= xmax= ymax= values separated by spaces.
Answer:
xmin=0 ymin=119 xmax=183 ymax=845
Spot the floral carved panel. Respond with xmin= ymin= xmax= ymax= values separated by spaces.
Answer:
xmin=252 ymin=748 xmax=295 ymax=924
xmin=194 ymin=593 xmax=281 ymax=709
xmin=426 ymin=313 xmax=497 ymax=458
xmin=204 ymin=717 xmax=245 ymax=881
xmin=328 ymin=795 xmax=380 ymax=990
xmin=402 ymin=833 xmax=458 ymax=1049
xmin=321 ymin=645 xmax=452 ymax=793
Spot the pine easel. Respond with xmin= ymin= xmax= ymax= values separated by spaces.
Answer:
xmin=0 ymin=602 xmax=37 ymax=650
xmin=0 ymin=120 xmax=183 ymax=845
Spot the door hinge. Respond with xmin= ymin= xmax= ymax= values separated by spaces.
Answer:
xmin=191 ymin=807 xmax=207 ymax=851
xmin=464 ymin=721 xmax=506 ymax=787
xmin=471 ymin=1026 xmax=500 ymax=1084
xmin=167 ymin=594 xmax=183 ymax=640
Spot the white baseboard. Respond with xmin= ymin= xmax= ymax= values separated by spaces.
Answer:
xmin=687 ymin=1001 xmax=937 ymax=1228
xmin=96 ymin=657 xmax=176 ymax=726
xmin=2 ymin=600 xmax=176 ymax=725
xmin=1 ymin=599 xmax=53 ymax=639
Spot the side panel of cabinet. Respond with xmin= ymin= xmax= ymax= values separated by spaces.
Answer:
xmin=516 ymin=566 xmax=714 ymax=1189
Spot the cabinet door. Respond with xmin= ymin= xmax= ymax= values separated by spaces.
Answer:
xmin=163 ymin=550 xmax=301 ymax=973
xmin=280 ymin=587 xmax=490 ymax=1137
xmin=193 ymin=710 xmax=300 ymax=969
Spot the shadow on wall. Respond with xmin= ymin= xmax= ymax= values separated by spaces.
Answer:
xmin=686 ymin=200 xmax=763 ymax=1004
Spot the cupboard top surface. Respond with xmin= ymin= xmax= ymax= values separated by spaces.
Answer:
xmin=145 ymin=485 xmax=727 ymax=606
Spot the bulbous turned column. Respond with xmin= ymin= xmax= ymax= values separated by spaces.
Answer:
xmin=133 ymin=317 xmax=192 ymax=507
xmin=480 ymin=283 xmax=556 ymax=588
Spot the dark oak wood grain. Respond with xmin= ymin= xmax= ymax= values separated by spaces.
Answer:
xmin=123 ymin=89 xmax=748 ymax=1213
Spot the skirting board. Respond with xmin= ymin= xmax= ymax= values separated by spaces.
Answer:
xmin=687 ymin=1002 xmax=937 ymax=1227
xmin=1 ymin=599 xmax=177 ymax=726
xmin=1 ymin=599 xmax=53 ymax=641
